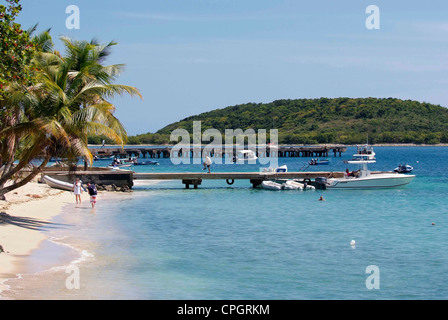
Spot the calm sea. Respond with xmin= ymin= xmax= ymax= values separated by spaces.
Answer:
xmin=2 ymin=146 xmax=448 ymax=299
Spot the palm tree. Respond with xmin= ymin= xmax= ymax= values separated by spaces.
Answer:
xmin=0 ymin=35 xmax=142 ymax=200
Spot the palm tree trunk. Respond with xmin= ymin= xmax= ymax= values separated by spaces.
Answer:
xmin=0 ymin=154 xmax=51 ymax=201
xmin=83 ymin=157 xmax=88 ymax=171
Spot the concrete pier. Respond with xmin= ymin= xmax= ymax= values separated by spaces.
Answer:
xmin=41 ymin=168 xmax=389 ymax=190
xmin=133 ymin=171 xmax=344 ymax=189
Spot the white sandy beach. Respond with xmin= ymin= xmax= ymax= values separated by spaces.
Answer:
xmin=0 ymin=180 xmax=74 ymax=294
xmin=0 ymin=178 xmax=159 ymax=299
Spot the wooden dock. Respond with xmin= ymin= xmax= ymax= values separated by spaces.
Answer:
xmin=90 ymin=145 xmax=347 ymax=159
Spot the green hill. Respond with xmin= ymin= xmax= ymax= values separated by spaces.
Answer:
xmin=128 ymin=97 xmax=448 ymax=145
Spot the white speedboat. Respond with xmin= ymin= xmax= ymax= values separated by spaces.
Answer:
xmin=344 ymin=144 xmax=376 ymax=164
xmin=325 ymin=162 xmax=415 ymax=189
xmin=236 ymin=150 xmax=258 ymax=163
xmin=42 ymin=175 xmax=74 ymax=191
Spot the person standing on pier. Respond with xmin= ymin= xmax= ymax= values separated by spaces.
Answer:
xmin=203 ymin=155 xmax=212 ymax=173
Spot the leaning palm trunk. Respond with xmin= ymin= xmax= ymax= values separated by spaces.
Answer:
xmin=0 ymin=154 xmax=52 ymax=200
xmin=0 ymin=125 xmax=54 ymax=200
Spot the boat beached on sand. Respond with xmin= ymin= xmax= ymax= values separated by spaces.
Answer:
xmin=42 ymin=175 xmax=74 ymax=191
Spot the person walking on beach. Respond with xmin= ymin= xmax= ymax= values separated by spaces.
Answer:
xmin=202 ymin=155 xmax=212 ymax=173
xmin=87 ymin=181 xmax=98 ymax=209
xmin=72 ymin=178 xmax=85 ymax=206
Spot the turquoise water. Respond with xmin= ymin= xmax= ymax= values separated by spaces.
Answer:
xmin=8 ymin=147 xmax=448 ymax=299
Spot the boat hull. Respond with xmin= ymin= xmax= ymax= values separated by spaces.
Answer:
xmin=394 ymin=165 xmax=413 ymax=173
xmin=42 ymin=175 xmax=73 ymax=191
xmin=261 ymin=181 xmax=283 ymax=190
xmin=134 ymin=161 xmax=159 ymax=165
xmin=283 ymin=180 xmax=304 ymax=190
xmin=309 ymin=161 xmax=329 ymax=165
xmin=108 ymin=164 xmax=132 ymax=169
xmin=327 ymin=174 xmax=415 ymax=189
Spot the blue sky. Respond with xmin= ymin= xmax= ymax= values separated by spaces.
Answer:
xmin=15 ymin=0 xmax=448 ymax=135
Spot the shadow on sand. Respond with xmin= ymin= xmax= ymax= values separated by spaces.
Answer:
xmin=0 ymin=212 xmax=70 ymax=231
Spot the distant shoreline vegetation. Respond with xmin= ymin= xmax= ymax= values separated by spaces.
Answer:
xmin=89 ymin=98 xmax=448 ymax=145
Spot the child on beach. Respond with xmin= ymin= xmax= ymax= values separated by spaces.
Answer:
xmin=87 ymin=181 xmax=98 ymax=209
xmin=72 ymin=178 xmax=85 ymax=206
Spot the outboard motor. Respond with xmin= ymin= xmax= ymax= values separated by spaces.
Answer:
xmin=315 ymin=177 xmax=328 ymax=190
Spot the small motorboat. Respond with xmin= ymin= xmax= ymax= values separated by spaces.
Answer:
xmin=394 ymin=164 xmax=413 ymax=173
xmin=261 ymin=165 xmax=287 ymax=173
xmin=121 ymin=156 xmax=138 ymax=163
xmin=109 ymin=158 xmax=134 ymax=169
xmin=261 ymin=180 xmax=283 ymax=190
xmin=309 ymin=159 xmax=329 ymax=165
xmin=133 ymin=160 xmax=159 ymax=165
xmin=42 ymin=175 xmax=74 ymax=191
xmin=108 ymin=164 xmax=132 ymax=169
xmin=236 ymin=150 xmax=258 ymax=163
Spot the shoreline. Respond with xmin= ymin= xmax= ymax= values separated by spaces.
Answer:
xmin=0 ymin=181 xmax=75 ymax=296
xmin=0 ymin=179 xmax=161 ymax=299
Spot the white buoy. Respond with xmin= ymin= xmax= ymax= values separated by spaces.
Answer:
xmin=350 ymin=240 xmax=356 ymax=246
